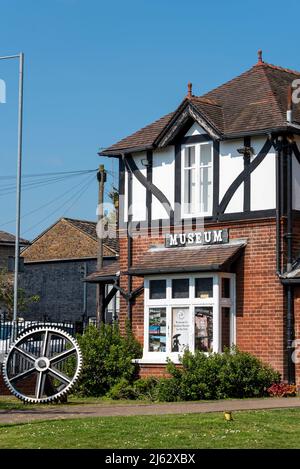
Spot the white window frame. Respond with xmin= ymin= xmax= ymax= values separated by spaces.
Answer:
xmin=140 ymin=273 xmax=236 ymax=364
xmin=181 ymin=142 xmax=213 ymax=218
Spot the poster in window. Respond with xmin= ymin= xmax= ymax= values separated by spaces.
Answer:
xmin=194 ymin=307 xmax=213 ymax=352
xmin=149 ymin=308 xmax=166 ymax=352
xmin=172 ymin=307 xmax=190 ymax=352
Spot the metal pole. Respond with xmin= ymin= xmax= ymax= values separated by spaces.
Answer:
xmin=13 ymin=53 xmax=24 ymax=329
xmin=0 ymin=52 xmax=24 ymax=334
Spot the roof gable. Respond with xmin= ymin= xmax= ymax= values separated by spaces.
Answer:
xmin=184 ymin=122 xmax=207 ymax=136
xmin=22 ymin=217 xmax=118 ymax=262
xmin=101 ymin=56 xmax=300 ymax=156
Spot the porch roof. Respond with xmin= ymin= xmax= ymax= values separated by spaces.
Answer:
xmin=127 ymin=241 xmax=246 ymax=276
xmin=84 ymin=260 xmax=120 ymax=283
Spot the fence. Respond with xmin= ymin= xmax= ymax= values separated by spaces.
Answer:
xmin=0 ymin=317 xmax=85 ymax=363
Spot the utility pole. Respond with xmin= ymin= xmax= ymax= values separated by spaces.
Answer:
xmin=96 ymin=164 xmax=106 ymax=327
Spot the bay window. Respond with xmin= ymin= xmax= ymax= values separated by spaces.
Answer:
xmin=142 ymin=273 xmax=235 ymax=363
xmin=182 ymin=142 xmax=213 ymax=217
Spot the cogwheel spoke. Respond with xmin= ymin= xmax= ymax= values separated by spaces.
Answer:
xmin=14 ymin=346 xmax=36 ymax=363
xmin=48 ymin=367 xmax=71 ymax=385
xmin=10 ymin=367 xmax=36 ymax=383
xmin=50 ymin=347 xmax=76 ymax=364
xmin=35 ymin=371 xmax=46 ymax=399
xmin=42 ymin=329 xmax=51 ymax=356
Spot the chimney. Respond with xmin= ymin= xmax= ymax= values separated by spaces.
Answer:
xmin=287 ymin=85 xmax=293 ymax=123
xmin=256 ymin=49 xmax=264 ymax=65
xmin=187 ymin=82 xmax=193 ymax=99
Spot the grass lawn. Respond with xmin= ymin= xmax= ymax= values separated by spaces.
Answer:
xmin=0 ymin=395 xmax=152 ymax=411
xmin=0 ymin=409 xmax=300 ymax=449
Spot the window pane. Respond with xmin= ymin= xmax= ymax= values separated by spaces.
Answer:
xmin=172 ymin=307 xmax=190 ymax=352
xmin=184 ymin=168 xmax=196 ymax=214
xmin=149 ymin=280 xmax=166 ymax=299
xmin=184 ymin=146 xmax=195 ymax=167
xmin=200 ymin=166 xmax=212 ymax=213
xmin=200 ymin=144 xmax=212 ymax=166
xmin=149 ymin=308 xmax=166 ymax=352
xmin=222 ymin=278 xmax=231 ymax=298
xmin=195 ymin=307 xmax=213 ymax=352
xmin=172 ymin=278 xmax=189 ymax=298
xmin=195 ymin=278 xmax=213 ymax=298
xmin=221 ymin=307 xmax=231 ymax=351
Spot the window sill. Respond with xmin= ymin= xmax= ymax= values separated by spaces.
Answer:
xmin=132 ymin=355 xmax=182 ymax=365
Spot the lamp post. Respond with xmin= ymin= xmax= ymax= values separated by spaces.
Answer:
xmin=0 ymin=53 xmax=24 ymax=331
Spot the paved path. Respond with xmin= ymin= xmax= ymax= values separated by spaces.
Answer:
xmin=0 ymin=397 xmax=300 ymax=425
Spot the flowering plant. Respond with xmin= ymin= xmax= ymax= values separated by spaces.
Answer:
xmin=267 ymin=382 xmax=297 ymax=397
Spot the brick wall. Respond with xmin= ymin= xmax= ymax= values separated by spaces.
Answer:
xmin=117 ymin=218 xmax=300 ymax=384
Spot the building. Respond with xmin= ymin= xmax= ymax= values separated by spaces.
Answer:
xmin=0 ymin=230 xmax=30 ymax=271
xmin=0 ymin=230 xmax=30 ymax=317
xmin=94 ymin=51 xmax=300 ymax=384
xmin=20 ymin=217 xmax=119 ymax=322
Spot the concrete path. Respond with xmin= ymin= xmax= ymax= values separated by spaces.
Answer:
xmin=0 ymin=397 xmax=300 ymax=425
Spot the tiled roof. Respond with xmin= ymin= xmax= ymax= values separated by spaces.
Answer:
xmin=63 ymin=218 xmax=119 ymax=254
xmin=0 ymin=230 xmax=30 ymax=246
xmin=85 ymin=260 xmax=120 ymax=282
xmin=202 ymin=62 xmax=300 ymax=136
xmin=128 ymin=242 xmax=246 ymax=276
xmin=101 ymin=112 xmax=174 ymax=155
xmin=101 ymin=59 xmax=300 ymax=155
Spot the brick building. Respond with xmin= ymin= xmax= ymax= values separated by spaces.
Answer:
xmin=94 ymin=51 xmax=300 ymax=385
xmin=20 ymin=217 xmax=119 ymax=322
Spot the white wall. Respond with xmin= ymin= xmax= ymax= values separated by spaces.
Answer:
xmin=122 ymin=132 xmax=277 ymax=222
xmin=219 ymin=139 xmax=244 ymax=213
xmin=152 ymin=146 xmax=175 ymax=219
xmin=250 ymin=137 xmax=276 ymax=211
xmin=124 ymin=169 xmax=128 ymax=222
xmin=131 ymin=152 xmax=147 ymax=221
xmin=185 ymin=122 xmax=207 ymax=136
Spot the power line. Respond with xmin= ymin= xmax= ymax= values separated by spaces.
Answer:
xmin=0 ymin=170 xmax=97 ymax=196
xmin=0 ymin=169 xmax=97 ymax=180
xmin=0 ymin=172 xmax=95 ymax=228
xmin=63 ymin=176 xmax=96 ymax=217
xmin=21 ymin=173 xmax=95 ymax=236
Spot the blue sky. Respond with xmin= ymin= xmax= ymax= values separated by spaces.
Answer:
xmin=0 ymin=0 xmax=299 ymax=240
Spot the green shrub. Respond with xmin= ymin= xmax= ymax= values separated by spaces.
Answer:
xmin=155 ymin=378 xmax=181 ymax=402
xmin=107 ymin=378 xmax=137 ymax=400
xmin=74 ymin=323 xmax=142 ymax=397
xmin=164 ymin=347 xmax=281 ymax=401
xmin=108 ymin=377 xmax=160 ymax=401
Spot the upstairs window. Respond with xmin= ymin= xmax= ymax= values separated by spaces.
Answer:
xmin=182 ymin=142 xmax=213 ymax=217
